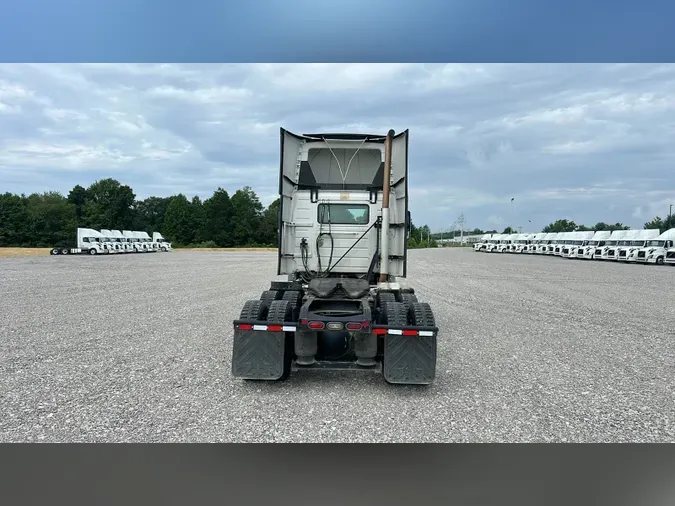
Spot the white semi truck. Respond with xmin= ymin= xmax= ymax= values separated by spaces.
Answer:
xmin=495 ymin=234 xmax=515 ymax=253
xmin=231 ymin=128 xmax=439 ymax=385
xmin=634 ymin=228 xmax=675 ymax=265
xmin=512 ymin=233 xmax=533 ymax=253
xmin=111 ymin=229 xmax=132 ymax=252
xmin=152 ymin=232 xmax=172 ymax=252
xmin=473 ymin=234 xmax=492 ymax=252
xmin=543 ymin=232 xmax=561 ymax=254
xmin=561 ymin=231 xmax=595 ymax=258
xmin=524 ymin=233 xmax=544 ymax=253
xmin=484 ymin=234 xmax=504 ymax=252
xmin=619 ymin=229 xmax=660 ymax=262
xmin=597 ymin=230 xmax=632 ymax=260
xmin=134 ymin=231 xmax=154 ymax=252
xmin=49 ymin=228 xmax=107 ymax=255
xmin=578 ymin=230 xmax=611 ymax=259
xmin=552 ymin=232 xmax=572 ymax=256
xmin=99 ymin=229 xmax=121 ymax=254
xmin=535 ymin=233 xmax=554 ymax=254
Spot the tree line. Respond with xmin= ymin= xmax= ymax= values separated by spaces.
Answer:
xmin=434 ymin=216 xmax=675 ymax=238
xmin=0 ymin=177 xmax=437 ymax=249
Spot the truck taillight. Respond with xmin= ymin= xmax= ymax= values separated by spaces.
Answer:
xmin=238 ymin=324 xmax=252 ymax=330
xmin=345 ymin=322 xmax=362 ymax=331
xmin=308 ymin=321 xmax=324 ymax=329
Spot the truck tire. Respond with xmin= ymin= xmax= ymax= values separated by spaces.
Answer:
xmin=61 ymin=248 xmax=69 ymax=255
xmin=50 ymin=248 xmax=60 ymax=255
xmin=377 ymin=292 xmax=396 ymax=308
xmin=262 ymin=300 xmax=294 ymax=382
xmin=411 ymin=302 xmax=436 ymax=327
xmin=400 ymin=293 xmax=418 ymax=316
xmin=89 ymin=248 xmax=97 ymax=255
xmin=656 ymin=256 xmax=664 ymax=265
xmin=260 ymin=290 xmax=280 ymax=310
xmin=382 ymin=301 xmax=409 ymax=326
xmin=282 ymin=290 xmax=302 ymax=318
xmin=239 ymin=299 xmax=268 ymax=321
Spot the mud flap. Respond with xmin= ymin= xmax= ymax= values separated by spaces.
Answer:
xmin=231 ymin=327 xmax=288 ymax=380
xmin=382 ymin=328 xmax=437 ymax=385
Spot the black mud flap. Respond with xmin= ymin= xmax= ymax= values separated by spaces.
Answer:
xmin=231 ymin=320 xmax=295 ymax=380
xmin=379 ymin=325 xmax=438 ymax=385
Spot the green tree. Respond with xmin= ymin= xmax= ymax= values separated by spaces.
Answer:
xmin=502 ymin=226 xmax=515 ymax=234
xmin=67 ymin=185 xmax=89 ymax=221
xmin=190 ymin=195 xmax=206 ymax=243
xmin=83 ymin=178 xmax=136 ymax=229
xmin=26 ymin=192 xmax=78 ymax=247
xmin=644 ymin=215 xmax=675 ymax=234
xmin=202 ymin=188 xmax=234 ymax=247
xmin=542 ymin=219 xmax=577 ymax=233
xmin=260 ymin=198 xmax=280 ymax=246
xmin=0 ymin=193 xmax=30 ymax=246
xmin=230 ymin=186 xmax=264 ymax=246
xmin=163 ymin=194 xmax=195 ymax=245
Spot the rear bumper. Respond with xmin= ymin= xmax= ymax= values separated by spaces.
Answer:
xmin=231 ymin=319 xmax=439 ymax=384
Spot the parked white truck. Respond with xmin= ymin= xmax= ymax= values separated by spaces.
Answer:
xmin=598 ymin=229 xmax=632 ymax=260
xmin=99 ymin=229 xmax=122 ymax=254
xmin=49 ymin=228 xmax=107 ymax=255
xmin=552 ymin=232 xmax=573 ymax=256
xmin=578 ymin=230 xmax=611 ymax=259
xmin=535 ymin=233 xmax=554 ymax=254
xmin=511 ymin=233 xmax=533 ymax=253
xmin=495 ymin=234 xmax=515 ymax=253
xmin=524 ymin=233 xmax=544 ymax=253
xmin=474 ymin=234 xmax=492 ymax=252
xmin=152 ymin=232 xmax=172 ymax=252
xmin=561 ymin=231 xmax=595 ymax=258
xmin=111 ymin=229 xmax=132 ymax=252
xmin=133 ymin=231 xmax=154 ymax=252
xmin=484 ymin=234 xmax=504 ymax=252
xmin=619 ymin=229 xmax=660 ymax=262
xmin=633 ymin=228 xmax=675 ymax=265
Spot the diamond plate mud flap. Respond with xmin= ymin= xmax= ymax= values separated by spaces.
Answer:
xmin=231 ymin=320 xmax=294 ymax=380
xmin=377 ymin=325 xmax=438 ymax=385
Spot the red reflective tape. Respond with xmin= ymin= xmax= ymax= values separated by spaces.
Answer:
xmin=267 ymin=325 xmax=283 ymax=332
xmin=238 ymin=324 xmax=252 ymax=330
xmin=372 ymin=328 xmax=387 ymax=335
xmin=402 ymin=330 xmax=418 ymax=336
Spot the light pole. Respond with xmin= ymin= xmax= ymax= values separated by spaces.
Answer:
xmin=669 ymin=204 xmax=673 ymax=225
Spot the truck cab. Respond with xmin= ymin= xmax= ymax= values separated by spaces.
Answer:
xmin=598 ymin=230 xmax=629 ymax=260
xmin=635 ymin=228 xmax=675 ymax=265
xmin=474 ymin=234 xmax=492 ymax=251
xmin=133 ymin=231 xmax=153 ymax=252
xmin=77 ymin=228 xmax=106 ymax=255
xmin=621 ymin=229 xmax=660 ymax=262
xmin=152 ymin=232 xmax=172 ymax=251
xmin=99 ymin=229 xmax=120 ymax=254
xmin=579 ymin=231 xmax=611 ymax=259
xmin=484 ymin=234 xmax=503 ymax=252
xmin=513 ymin=233 xmax=533 ymax=253
xmin=232 ymin=129 xmax=439 ymax=385
xmin=496 ymin=234 xmax=514 ymax=253
xmin=562 ymin=231 xmax=594 ymax=258
xmin=110 ymin=229 xmax=130 ymax=253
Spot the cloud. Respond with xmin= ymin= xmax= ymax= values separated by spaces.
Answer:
xmin=0 ymin=63 xmax=674 ymax=229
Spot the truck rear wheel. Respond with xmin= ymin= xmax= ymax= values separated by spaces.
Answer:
xmin=400 ymin=293 xmax=418 ymax=317
xmin=267 ymin=300 xmax=294 ymax=381
xmin=89 ymin=248 xmax=97 ymax=255
xmin=50 ymin=248 xmax=60 ymax=255
xmin=61 ymin=248 xmax=69 ymax=255
xmin=411 ymin=302 xmax=435 ymax=327
xmin=282 ymin=290 xmax=302 ymax=319
xmin=381 ymin=301 xmax=409 ymax=326
xmin=239 ymin=299 xmax=268 ymax=320
xmin=260 ymin=290 xmax=280 ymax=310
xmin=377 ymin=292 xmax=396 ymax=308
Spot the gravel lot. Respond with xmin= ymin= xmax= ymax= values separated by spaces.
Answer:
xmin=1 ymin=248 xmax=674 ymax=442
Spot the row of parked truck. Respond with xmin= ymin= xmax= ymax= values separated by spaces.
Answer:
xmin=473 ymin=228 xmax=675 ymax=265
xmin=49 ymin=228 xmax=173 ymax=255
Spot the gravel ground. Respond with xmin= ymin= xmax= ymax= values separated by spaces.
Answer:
xmin=1 ymin=248 xmax=674 ymax=442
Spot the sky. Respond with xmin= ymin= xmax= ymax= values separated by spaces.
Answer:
xmin=1 ymin=63 xmax=674 ymax=233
